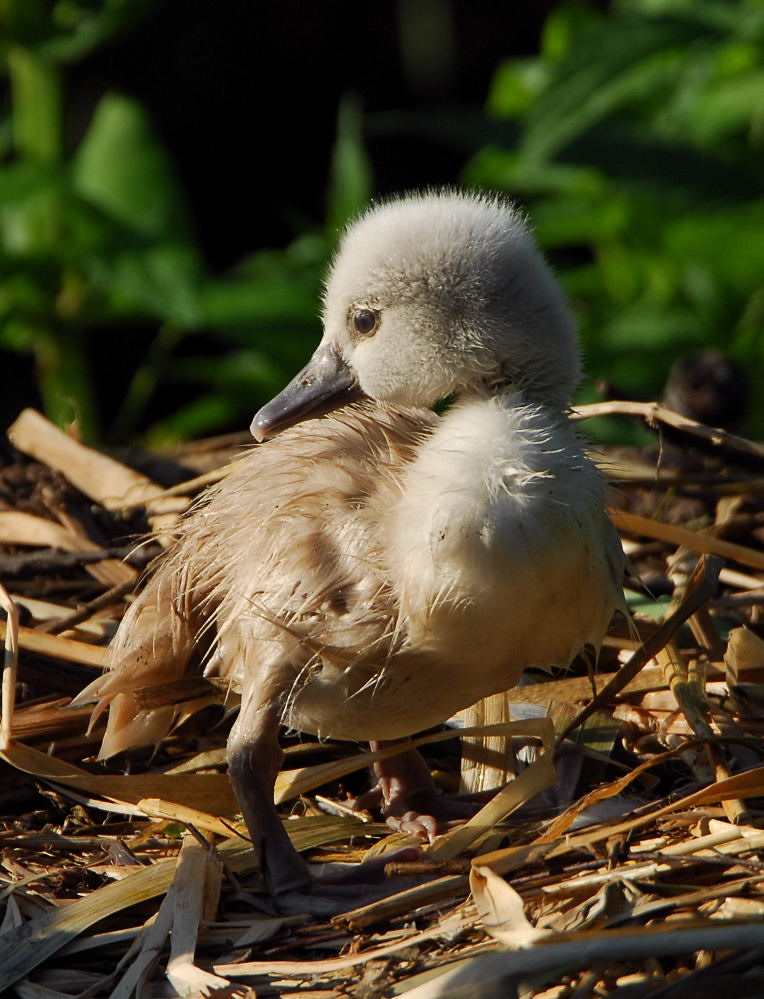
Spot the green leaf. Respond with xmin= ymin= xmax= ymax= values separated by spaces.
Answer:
xmin=540 ymin=1 xmax=605 ymax=63
xmin=0 ymin=316 xmax=36 ymax=350
xmin=522 ymin=23 xmax=696 ymax=162
xmin=463 ymin=147 xmax=605 ymax=197
xmin=0 ymin=266 xmax=53 ymax=324
xmin=0 ymin=163 xmax=65 ymax=255
xmin=72 ymin=92 xmax=194 ymax=242
xmin=488 ymin=59 xmax=550 ymax=118
xmin=199 ymin=277 xmax=318 ymax=330
xmin=733 ymin=287 xmax=764 ymax=357
xmin=0 ymin=161 xmax=61 ymax=207
xmin=2 ymin=0 xmax=154 ymax=60
xmin=32 ymin=321 xmax=99 ymax=438
xmin=94 ymin=243 xmax=202 ymax=326
xmin=171 ymin=349 xmax=286 ymax=392
xmin=691 ymin=71 xmax=764 ymax=144
xmin=6 ymin=46 xmax=64 ymax=164
xmin=595 ymin=306 xmax=707 ymax=350
xmin=43 ymin=0 xmax=155 ymax=63
xmin=2 ymin=0 xmax=54 ymax=46
xmin=144 ymin=392 xmax=247 ymax=445
xmin=625 ymin=592 xmax=672 ymax=619
xmin=467 ymin=0 xmax=764 ymax=441
xmin=531 ymin=194 xmax=630 ymax=247
xmin=326 ymin=95 xmax=374 ymax=237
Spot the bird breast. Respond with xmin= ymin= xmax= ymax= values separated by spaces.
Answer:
xmin=192 ymin=396 xmax=621 ymax=742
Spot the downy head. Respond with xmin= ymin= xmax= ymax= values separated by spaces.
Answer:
xmin=252 ymin=190 xmax=579 ymax=441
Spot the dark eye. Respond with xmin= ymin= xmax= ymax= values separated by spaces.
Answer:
xmin=352 ymin=309 xmax=378 ymax=336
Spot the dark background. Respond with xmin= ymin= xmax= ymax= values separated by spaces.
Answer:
xmin=2 ymin=0 xmax=760 ymax=444
xmin=70 ymin=1 xmax=575 ymax=268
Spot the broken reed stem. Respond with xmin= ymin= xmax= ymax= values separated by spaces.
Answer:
xmin=688 ymin=603 xmax=727 ymax=660
xmin=611 ymin=509 xmax=764 ymax=571
xmin=459 ymin=692 xmax=516 ymax=793
xmin=0 ymin=619 xmax=107 ymax=669
xmin=688 ymin=653 xmax=750 ymax=825
xmin=0 ymin=583 xmax=19 ymax=750
xmin=665 ymin=556 xmax=750 ymax=825
xmin=557 ymin=554 xmax=723 ymax=745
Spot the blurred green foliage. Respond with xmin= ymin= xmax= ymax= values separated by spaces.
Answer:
xmin=464 ymin=0 xmax=764 ymax=439
xmin=0 ymin=0 xmax=371 ymax=443
xmin=1 ymin=0 xmax=762 ymax=444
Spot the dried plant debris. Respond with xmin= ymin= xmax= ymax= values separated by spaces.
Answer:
xmin=1 ymin=405 xmax=764 ymax=997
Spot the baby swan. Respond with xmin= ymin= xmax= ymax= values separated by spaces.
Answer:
xmin=86 ymin=191 xmax=624 ymax=907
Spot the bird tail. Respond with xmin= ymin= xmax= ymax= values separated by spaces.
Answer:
xmin=72 ymin=559 xmax=210 ymax=759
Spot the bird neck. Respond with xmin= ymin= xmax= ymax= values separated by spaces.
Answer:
xmin=408 ymin=388 xmax=582 ymax=515
xmin=453 ymin=381 xmax=569 ymax=423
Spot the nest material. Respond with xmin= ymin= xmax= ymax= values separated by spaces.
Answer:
xmin=1 ymin=404 xmax=764 ymax=997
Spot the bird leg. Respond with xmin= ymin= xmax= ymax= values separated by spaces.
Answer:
xmin=227 ymin=673 xmax=313 ymax=896
xmin=227 ymin=672 xmax=425 ymax=915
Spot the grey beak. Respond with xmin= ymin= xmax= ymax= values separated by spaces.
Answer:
xmin=251 ymin=341 xmax=363 ymax=442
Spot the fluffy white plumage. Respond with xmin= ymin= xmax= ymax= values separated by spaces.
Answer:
xmin=81 ymin=190 xmax=625 ymax=902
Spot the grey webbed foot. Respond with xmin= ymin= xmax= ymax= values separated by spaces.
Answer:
xmin=271 ymin=846 xmax=424 ymax=917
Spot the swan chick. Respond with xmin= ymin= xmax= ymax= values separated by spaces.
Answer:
xmin=84 ymin=190 xmax=625 ymax=909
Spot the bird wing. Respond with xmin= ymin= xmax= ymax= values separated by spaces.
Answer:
xmin=79 ymin=402 xmax=436 ymax=756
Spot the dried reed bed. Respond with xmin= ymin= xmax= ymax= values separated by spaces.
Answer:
xmin=0 ymin=404 xmax=764 ymax=997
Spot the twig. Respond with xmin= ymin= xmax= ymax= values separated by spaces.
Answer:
xmin=614 ymin=476 xmax=764 ymax=495
xmin=557 ymin=555 xmax=723 ymax=744
xmin=574 ymin=399 xmax=764 ymax=468
xmin=115 ymin=456 xmax=253 ymax=511
xmin=39 ymin=580 xmax=135 ymax=635
xmin=0 ymin=546 xmax=156 ymax=578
